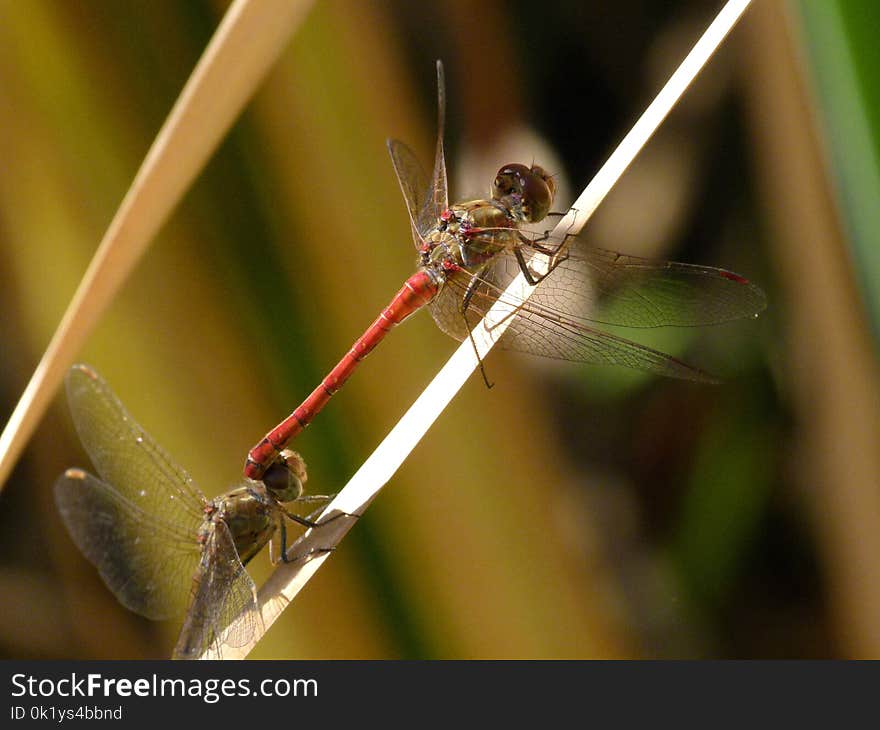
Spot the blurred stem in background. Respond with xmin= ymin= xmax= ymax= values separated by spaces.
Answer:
xmin=742 ymin=0 xmax=880 ymax=656
xmin=796 ymin=0 xmax=880 ymax=348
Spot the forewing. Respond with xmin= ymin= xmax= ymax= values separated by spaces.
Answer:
xmin=518 ymin=235 xmax=767 ymax=328
xmin=54 ymin=469 xmax=200 ymax=620
xmin=387 ymin=60 xmax=450 ymax=246
xmin=64 ymin=364 xmax=207 ymax=524
xmin=435 ymin=268 xmax=719 ymax=382
xmin=172 ymin=520 xmax=261 ymax=660
xmin=417 ymin=59 xmax=449 ymax=235
xmin=387 ymin=138 xmax=429 ymax=247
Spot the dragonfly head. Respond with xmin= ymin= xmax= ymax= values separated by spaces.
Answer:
xmin=491 ymin=163 xmax=556 ymax=223
xmin=262 ymin=449 xmax=307 ymax=503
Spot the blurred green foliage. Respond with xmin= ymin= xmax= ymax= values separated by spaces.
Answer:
xmin=797 ymin=0 xmax=880 ymax=345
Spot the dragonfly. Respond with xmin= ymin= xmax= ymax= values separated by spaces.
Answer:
xmin=245 ymin=60 xmax=767 ymax=480
xmin=54 ymin=364 xmax=331 ymax=659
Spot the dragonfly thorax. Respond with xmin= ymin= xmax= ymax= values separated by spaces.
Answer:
xmin=204 ymin=485 xmax=277 ymax=567
xmin=423 ymin=199 xmax=521 ymax=275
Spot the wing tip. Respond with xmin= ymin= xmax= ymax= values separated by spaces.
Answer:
xmin=718 ymin=270 xmax=768 ymax=319
xmin=69 ymin=362 xmax=98 ymax=380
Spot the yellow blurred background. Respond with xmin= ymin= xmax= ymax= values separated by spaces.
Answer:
xmin=1 ymin=0 xmax=878 ymax=658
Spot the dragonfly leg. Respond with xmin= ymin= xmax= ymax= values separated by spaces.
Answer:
xmin=460 ymin=267 xmax=484 ymax=312
xmin=283 ymin=545 xmax=336 ymax=565
xmin=269 ymin=518 xmax=302 ymax=565
xmin=513 ymin=244 xmax=543 ymax=285
xmin=274 ymin=515 xmax=308 ymax=565
xmin=279 ymin=503 xmax=356 ymax=530
xmin=468 ymin=322 xmax=494 ymax=389
xmin=513 ymin=238 xmax=570 ymax=285
xmin=278 ymin=507 xmax=323 ymax=529
xmin=279 ymin=513 xmax=359 ymax=564
xmin=521 ymin=209 xmax=578 ymax=260
xmin=460 ymin=272 xmax=495 ymax=389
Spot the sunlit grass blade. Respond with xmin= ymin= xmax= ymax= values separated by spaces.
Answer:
xmin=0 ymin=0 xmax=315 ymax=491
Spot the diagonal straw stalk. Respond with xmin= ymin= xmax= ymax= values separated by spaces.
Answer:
xmin=204 ymin=0 xmax=755 ymax=660
xmin=0 ymin=0 xmax=315 ymax=491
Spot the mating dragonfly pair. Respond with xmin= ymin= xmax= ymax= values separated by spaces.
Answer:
xmin=55 ymin=62 xmax=765 ymax=659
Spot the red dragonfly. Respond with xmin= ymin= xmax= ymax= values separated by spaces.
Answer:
xmin=245 ymin=61 xmax=766 ymax=480
xmin=54 ymin=364 xmax=329 ymax=659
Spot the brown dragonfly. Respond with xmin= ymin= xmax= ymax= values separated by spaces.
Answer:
xmin=54 ymin=364 xmax=330 ymax=659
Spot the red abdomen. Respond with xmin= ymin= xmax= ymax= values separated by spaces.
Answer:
xmin=244 ymin=268 xmax=440 ymax=479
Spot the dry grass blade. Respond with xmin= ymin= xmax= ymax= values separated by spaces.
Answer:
xmin=0 ymin=0 xmax=315 ymax=491
xmin=202 ymin=0 xmax=755 ymax=660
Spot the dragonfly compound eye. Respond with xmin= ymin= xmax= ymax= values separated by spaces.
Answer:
xmin=492 ymin=164 xmax=530 ymax=198
xmin=262 ymin=449 xmax=306 ymax=502
xmin=492 ymin=163 xmax=554 ymax=222
xmin=518 ymin=165 xmax=555 ymax=223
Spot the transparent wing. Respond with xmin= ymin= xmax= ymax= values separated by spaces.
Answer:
xmin=430 ymin=271 xmax=719 ymax=382
xmin=418 ymin=59 xmax=448 ymax=235
xmin=516 ymin=233 xmax=767 ymax=327
xmin=387 ymin=138 xmax=429 ymax=247
xmin=64 ymin=364 xmax=207 ymax=523
xmin=172 ymin=520 xmax=262 ymax=660
xmin=386 ymin=59 xmax=449 ymax=246
xmin=54 ymin=469 xmax=200 ymax=620
xmin=425 ymin=231 xmax=765 ymax=381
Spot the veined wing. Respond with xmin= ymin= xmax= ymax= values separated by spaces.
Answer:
xmin=387 ymin=138 xmax=429 ymax=247
xmin=387 ymin=60 xmax=449 ymax=246
xmin=430 ymin=269 xmax=720 ymax=382
xmin=64 ymin=364 xmax=207 ymax=524
xmin=172 ymin=519 xmax=261 ymax=660
xmin=54 ymin=469 xmax=201 ymax=620
xmin=419 ymin=59 xmax=448 ymax=235
xmin=513 ymin=234 xmax=767 ymax=328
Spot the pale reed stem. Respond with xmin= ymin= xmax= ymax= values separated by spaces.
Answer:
xmin=0 ymin=0 xmax=316 ymax=491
